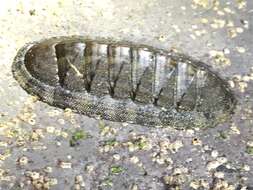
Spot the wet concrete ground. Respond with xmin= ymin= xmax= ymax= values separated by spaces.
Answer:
xmin=0 ymin=0 xmax=253 ymax=189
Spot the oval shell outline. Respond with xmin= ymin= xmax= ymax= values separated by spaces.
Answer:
xmin=12 ymin=36 xmax=236 ymax=128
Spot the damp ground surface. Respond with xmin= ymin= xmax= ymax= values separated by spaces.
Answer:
xmin=0 ymin=0 xmax=253 ymax=189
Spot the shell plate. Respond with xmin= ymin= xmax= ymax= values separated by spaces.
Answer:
xmin=12 ymin=36 xmax=236 ymax=128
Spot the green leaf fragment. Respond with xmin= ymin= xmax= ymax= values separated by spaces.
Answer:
xmin=110 ymin=166 xmax=124 ymax=175
xmin=72 ymin=130 xmax=86 ymax=141
xmin=69 ymin=130 xmax=88 ymax=147
xmin=101 ymin=178 xmax=113 ymax=187
xmin=246 ymin=146 xmax=253 ymax=155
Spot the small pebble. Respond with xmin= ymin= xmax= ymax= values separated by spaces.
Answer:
xmin=58 ymin=161 xmax=72 ymax=169
xmin=211 ymin=150 xmax=219 ymax=158
xmin=214 ymin=171 xmax=225 ymax=179
xmin=17 ymin=156 xmax=29 ymax=166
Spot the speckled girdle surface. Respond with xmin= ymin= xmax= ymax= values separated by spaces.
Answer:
xmin=12 ymin=36 xmax=236 ymax=128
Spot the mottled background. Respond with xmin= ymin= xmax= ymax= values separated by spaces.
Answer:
xmin=0 ymin=0 xmax=253 ymax=189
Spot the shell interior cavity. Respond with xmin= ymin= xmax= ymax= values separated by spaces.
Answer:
xmin=12 ymin=36 xmax=236 ymax=128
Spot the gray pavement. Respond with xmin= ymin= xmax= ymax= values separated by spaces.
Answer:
xmin=0 ymin=0 xmax=253 ymax=189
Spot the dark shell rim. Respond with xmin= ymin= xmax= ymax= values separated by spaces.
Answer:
xmin=12 ymin=35 xmax=237 ymax=129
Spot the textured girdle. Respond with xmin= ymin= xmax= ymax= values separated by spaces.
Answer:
xmin=12 ymin=36 xmax=236 ymax=128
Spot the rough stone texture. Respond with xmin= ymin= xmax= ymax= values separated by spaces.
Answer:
xmin=0 ymin=0 xmax=252 ymax=189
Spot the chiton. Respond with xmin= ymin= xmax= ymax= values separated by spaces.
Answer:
xmin=12 ymin=36 xmax=236 ymax=128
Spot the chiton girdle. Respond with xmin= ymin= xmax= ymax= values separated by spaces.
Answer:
xmin=12 ymin=36 xmax=236 ymax=128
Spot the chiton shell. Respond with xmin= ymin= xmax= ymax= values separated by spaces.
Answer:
xmin=12 ymin=36 xmax=236 ymax=128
